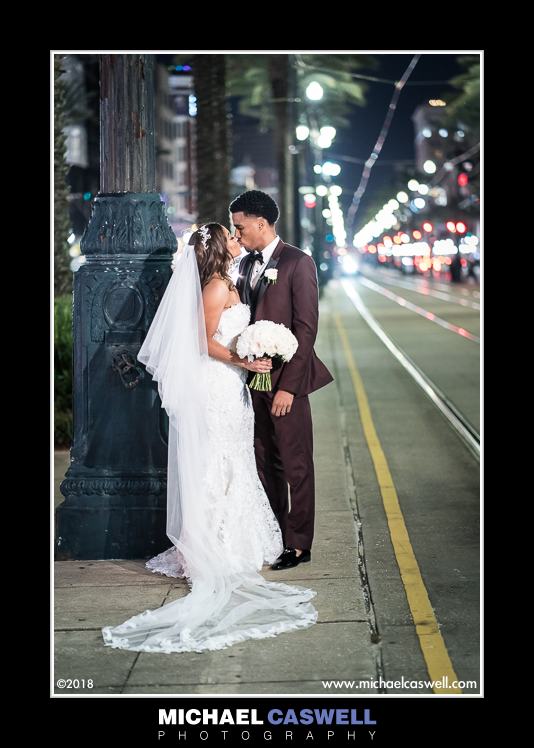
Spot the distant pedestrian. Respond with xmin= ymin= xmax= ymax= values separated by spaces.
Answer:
xmin=467 ymin=258 xmax=478 ymax=282
xmin=450 ymin=252 xmax=462 ymax=282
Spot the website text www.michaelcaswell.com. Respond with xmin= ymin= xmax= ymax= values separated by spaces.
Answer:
xmin=321 ymin=677 xmax=478 ymax=690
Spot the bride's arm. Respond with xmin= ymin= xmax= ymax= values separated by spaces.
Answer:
xmin=202 ymin=280 xmax=271 ymax=372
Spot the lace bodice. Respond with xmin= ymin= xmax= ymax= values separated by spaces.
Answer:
xmin=207 ymin=303 xmax=250 ymax=388
xmin=213 ymin=302 xmax=251 ymax=348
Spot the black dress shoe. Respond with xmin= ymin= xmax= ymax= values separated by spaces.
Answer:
xmin=271 ymin=548 xmax=311 ymax=570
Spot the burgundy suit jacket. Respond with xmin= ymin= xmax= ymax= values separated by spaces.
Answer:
xmin=236 ymin=240 xmax=334 ymax=397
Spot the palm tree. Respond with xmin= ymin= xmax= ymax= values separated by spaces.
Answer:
xmin=447 ymin=55 xmax=480 ymax=133
xmin=191 ymin=55 xmax=230 ymax=226
xmin=227 ymin=54 xmax=375 ymax=242
xmin=267 ymin=55 xmax=296 ymax=241
xmin=446 ymin=56 xmax=481 ymax=205
xmin=228 ymin=54 xmax=373 ymax=130
xmin=54 ymin=56 xmax=72 ymax=296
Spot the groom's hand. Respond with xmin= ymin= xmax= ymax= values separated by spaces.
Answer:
xmin=272 ymin=390 xmax=294 ymax=417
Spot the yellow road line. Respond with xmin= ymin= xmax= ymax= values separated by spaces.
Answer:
xmin=334 ymin=312 xmax=461 ymax=694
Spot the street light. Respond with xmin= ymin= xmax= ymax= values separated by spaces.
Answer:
xmin=322 ymin=161 xmax=341 ymax=177
xmin=306 ymin=81 xmax=324 ymax=101
xmin=320 ymin=126 xmax=336 ymax=141
xmin=316 ymin=133 xmax=333 ymax=149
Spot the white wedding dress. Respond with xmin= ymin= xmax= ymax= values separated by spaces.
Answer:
xmin=146 ymin=303 xmax=286 ymax=578
xmin=102 ymin=294 xmax=317 ymax=654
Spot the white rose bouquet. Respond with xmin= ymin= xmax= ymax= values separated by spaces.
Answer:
xmin=236 ymin=320 xmax=298 ymax=391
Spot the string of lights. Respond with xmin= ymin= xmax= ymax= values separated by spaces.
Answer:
xmin=329 ymin=153 xmax=415 ymax=166
xmin=346 ymin=55 xmax=421 ymax=233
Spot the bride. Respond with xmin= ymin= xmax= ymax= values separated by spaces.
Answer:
xmin=102 ymin=222 xmax=317 ymax=653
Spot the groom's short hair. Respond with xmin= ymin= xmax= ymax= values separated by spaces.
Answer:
xmin=229 ymin=190 xmax=280 ymax=225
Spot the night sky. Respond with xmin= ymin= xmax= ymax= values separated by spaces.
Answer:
xmin=329 ymin=53 xmax=465 ymax=226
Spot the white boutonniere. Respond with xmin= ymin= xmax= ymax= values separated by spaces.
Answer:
xmin=264 ymin=268 xmax=278 ymax=285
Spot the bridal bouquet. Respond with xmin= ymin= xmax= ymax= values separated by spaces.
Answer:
xmin=236 ymin=320 xmax=298 ymax=391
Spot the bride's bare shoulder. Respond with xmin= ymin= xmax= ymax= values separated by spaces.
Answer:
xmin=203 ymin=277 xmax=231 ymax=306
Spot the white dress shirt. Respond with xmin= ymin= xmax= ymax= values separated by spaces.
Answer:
xmin=250 ymin=236 xmax=280 ymax=290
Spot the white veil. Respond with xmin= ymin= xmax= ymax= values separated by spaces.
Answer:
xmin=102 ymin=243 xmax=317 ymax=653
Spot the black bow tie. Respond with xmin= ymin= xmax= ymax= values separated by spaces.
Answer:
xmin=252 ymin=252 xmax=264 ymax=265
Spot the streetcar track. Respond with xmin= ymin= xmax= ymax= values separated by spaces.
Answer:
xmin=355 ymin=276 xmax=480 ymax=343
xmin=340 ymin=279 xmax=480 ymax=461
xmin=362 ymin=269 xmax=480 ymax=310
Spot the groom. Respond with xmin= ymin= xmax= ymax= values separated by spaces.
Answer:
xmin=231 ymin=190 xmax=334 ymax=570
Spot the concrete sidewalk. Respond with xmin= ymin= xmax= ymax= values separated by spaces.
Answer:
xmin=53 ymin=307 xmax=381 ymax=695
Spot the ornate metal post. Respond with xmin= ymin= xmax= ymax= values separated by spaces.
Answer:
xmin=56 ymin=55 xmax=176 ymax=559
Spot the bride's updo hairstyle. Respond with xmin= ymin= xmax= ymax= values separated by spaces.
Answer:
xmin=188 ymin=222 xmax=236 ymax=291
